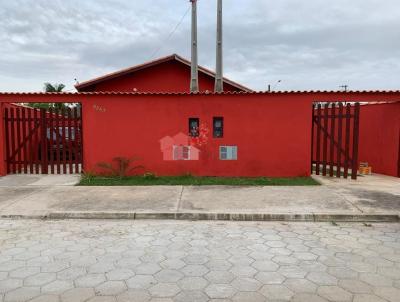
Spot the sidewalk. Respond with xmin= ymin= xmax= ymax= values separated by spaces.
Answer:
xmin=0 ymin=174 xmax=399 ymax=222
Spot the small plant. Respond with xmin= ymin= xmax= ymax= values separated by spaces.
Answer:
xmin=363 ymin=222 xmax=372 ymax=227
xmin=143 ymin=172 xmax=157 ymax=179
xmin=80 ymin=171 xmax=96 ymax=184
xmin=331 ymin=221 xmax=338 ymax=226
xmin=97 ymin=156 xmax=143 ymax=178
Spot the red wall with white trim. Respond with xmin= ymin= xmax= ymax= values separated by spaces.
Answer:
xmin=1 ymin=92 xmax=399 ymax=178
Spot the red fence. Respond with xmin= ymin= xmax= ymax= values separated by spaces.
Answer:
xmin=4 ymin=106 xmax=82 ymax=174
xmin=312 ymin=102 xmax=360 ymax=179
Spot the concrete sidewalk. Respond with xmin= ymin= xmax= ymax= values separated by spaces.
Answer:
xmin=0 ymin=174 xmax=399 ymax=222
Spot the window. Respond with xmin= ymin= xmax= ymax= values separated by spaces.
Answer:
xmin=189 ymin=118 xmax=199 ymax=137
xmin=213 ymin=117 xmax=224 ymax=138
xmin=220 ymin=146 xmax=238 ymax=160
xmin=173 ymin=145 xmax=191 ymax=160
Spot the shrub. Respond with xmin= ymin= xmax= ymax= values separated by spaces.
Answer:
xmin=97 ymin=156 xmax=143 ymax=178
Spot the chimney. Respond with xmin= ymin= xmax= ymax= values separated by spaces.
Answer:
xmin=190 ymin=0 xmax=199 ymax=93
xmin=214 ymin=0 xmax=223 ymax=92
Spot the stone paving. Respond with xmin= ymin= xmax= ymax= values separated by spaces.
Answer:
xmin=0 ymin=219 xmax=399 ymax=302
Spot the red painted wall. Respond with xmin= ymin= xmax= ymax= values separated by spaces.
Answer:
xmin=82 ymin=94 xmax=312 ymax=177
xmin=1 ymin=92 xmax=399 ymax=178
xmin=358 ymin=102 xmax=400 ymax=177
xmin=79 ymin=61 xmax=242 ymax=93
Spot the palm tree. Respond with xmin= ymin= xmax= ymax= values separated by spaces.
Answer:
xmin=44 ymin=83 xmax=67 ymax=110
xmin=29 ymin=83 xmax=68 ymax=110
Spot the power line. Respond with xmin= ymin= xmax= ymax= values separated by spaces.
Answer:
xmin=149 ymin=5 xmax=191 ymax=59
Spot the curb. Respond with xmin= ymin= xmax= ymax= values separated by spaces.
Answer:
xmin=0 ymin=212 xmax=399 ymax=222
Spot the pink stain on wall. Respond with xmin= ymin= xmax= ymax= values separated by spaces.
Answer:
xmin=160 ymin=132 xmax=200 ymax=161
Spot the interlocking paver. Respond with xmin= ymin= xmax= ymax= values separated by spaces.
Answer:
xmin=373 ymin=287 xmax=400 ymax=302
xmin=24 ymin=273 xmax=56 ymax=287
xmin=353 ymin=294 xmax=387 ymax=302
xmin=205 ymin=271 xmax=235 ymax=284
xmin=154 ymin=269 xmax=183 ymax=283
xmin=338 ymin=279 xmax=372 ymax=294
xmin=41 ymin=280 xmax=74 ymax=294
xmin=232 ymin=291 xmax=265 ymax=302
xmin=106 ymin=269 xmax=135 ymax=281
xmin=231 ymin=277 xmax=261 ymax=292
xmin=291 ymin=293 xmax=329 ymax=302
xmin=148 ymin=283 xmax=180 ymax=298
xmin=327 ymin=267 xmax=358 ymax=279
xmin=181 ymin=265 xmax=208 ymax=277
xmin=307 ymin=272 xmax=338 ymax=285
xmin=251 ymin=260 xmax=278 ymax=272
xmin=177 ymin=277 xmax=208 ymax=291
xmin=260 ymin=284 xmax=294 ymax=301
xmin=126 ymin=275 xmax=156 ymax=289
xmin=4 ymin=287 xmax=40 ymax=302
xmin=116 ymin=289 xmax=151 ymax=302
xmin=174 ymin=291 xmax=208 ymax=302
xmin=0 ymin=279 xmax=22 ymax=294
xmin=29 ymin=294 xmax=59 ymax=302
xmin=60 ymin=288 xmax=95 ymax=302
xmin=360 ymin=273 xmax=393 ymax=287
xmin=205 ymin=284 xmax=236 ymax=299
xmin=284 ymin=278 xmax=317 ymax=293
xmin=255 ymin=272 xmax=285 ymax=284
xmin=0 ymin=220 xmax=399 ymax=302
xmin=95 ymin=281 xmax=127 ymax=296
xmin=57 ymin=267 xmax=86 ymax=281
xmin=230 ymin=266 xmax=257 ymax=277
xmin=317 ymin=285 xmax=353 ymax=301
xmin=75 ymin=274 xmax=106 ymax=288
xmin=135 ymin=263 xmax=161 ymax=275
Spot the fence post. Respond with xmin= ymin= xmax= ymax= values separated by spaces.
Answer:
xmin=351 ymin=103 xmax=360 ymax=180
xmin=40 ymin=109 xmax=48 ymax=174
xmin=311 ymin=103 xmax=315 ymax=174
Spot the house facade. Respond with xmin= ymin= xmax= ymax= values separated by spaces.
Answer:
xmin=0 ymin=55 xmax=399 ymax=178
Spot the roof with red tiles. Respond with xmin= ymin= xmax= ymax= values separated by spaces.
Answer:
xmin=1 ymin=90 xmax=400 ymax=96
xmin=74 ymin=53 xmax=252 ymax=92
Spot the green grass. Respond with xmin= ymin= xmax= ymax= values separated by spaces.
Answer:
xmin=78 ymin=175 xmax=320 ymax=186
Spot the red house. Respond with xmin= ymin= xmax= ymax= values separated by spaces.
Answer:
xmin=0 ymin=54 xmax=399 ymax=179
xmin=75 ymin=54 xmax=251 ymax=93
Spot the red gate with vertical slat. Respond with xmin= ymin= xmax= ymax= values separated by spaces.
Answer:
xmin=311 ymin=102 xmax=360 ymax=179
xmin=3 ymin=105 xmax=82 ymax=174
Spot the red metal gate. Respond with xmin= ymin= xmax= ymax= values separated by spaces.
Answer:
xmin=3 ymin=106 xmax=82 ymax=174
xmin=311 ymin=102 xmax=360 ymax=179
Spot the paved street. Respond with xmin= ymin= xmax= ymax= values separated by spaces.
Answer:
xmin=0 ymin=220 xmax=399 ymax=302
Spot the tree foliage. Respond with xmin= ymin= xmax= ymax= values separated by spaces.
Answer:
xmin=27 ymin=82 xmax=73 ymax=110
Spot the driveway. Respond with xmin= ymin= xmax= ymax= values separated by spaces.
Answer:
xmin=0 ymin=174 xmax=399 ymax=218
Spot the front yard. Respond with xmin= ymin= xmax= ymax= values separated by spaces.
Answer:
xmin=79 ymin=175 xmax=319 ymax=186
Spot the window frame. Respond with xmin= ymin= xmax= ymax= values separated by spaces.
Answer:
xmin=213 ymin=117 xmax=224 ymax=138
xmin=219 ymin=146 xmax=237 ymax=160
xmin=188 ymin=118 xmax=200 ymax=137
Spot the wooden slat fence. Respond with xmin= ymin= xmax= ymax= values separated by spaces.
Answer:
xmin=311 ymin=102 xmax=360 ymax=179
xmin=3 ymin=106 xmax=82 ymax=174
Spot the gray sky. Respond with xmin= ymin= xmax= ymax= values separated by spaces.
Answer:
xmin=0 ymin=0 xmax=399 ymax=92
